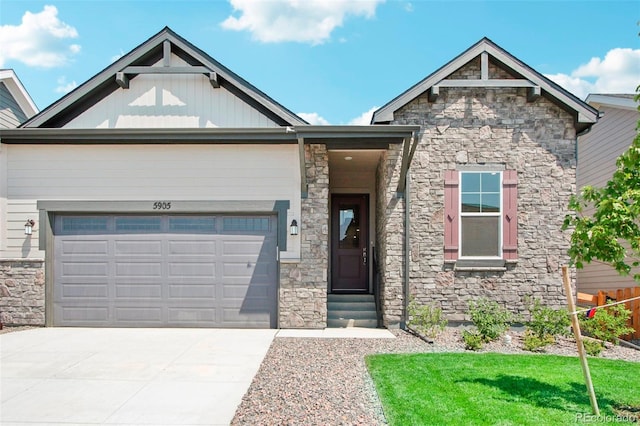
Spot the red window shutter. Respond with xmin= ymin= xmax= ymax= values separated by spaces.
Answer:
xmin=502 ymin=170 xmax=518 ymax=260
xmin=444 ymin=170 xmax=459 ymax=261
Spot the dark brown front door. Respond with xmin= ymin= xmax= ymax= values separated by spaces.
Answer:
xmin=331 ymin=194 xmax=369 ymax=292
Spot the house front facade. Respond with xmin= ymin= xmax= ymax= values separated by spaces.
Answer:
xmin=0 ymin=28 xmax=597 ymax=329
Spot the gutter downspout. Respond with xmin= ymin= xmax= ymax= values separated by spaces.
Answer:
xmin=402 ymin=171 xmax=411 ymax=329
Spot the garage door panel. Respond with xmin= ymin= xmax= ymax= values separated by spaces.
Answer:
xmin=168 ymin=240 xmax=217 ymax=255
xmin=223 ymin=283 xmax=270 ymax=299
xmin=59 ymin=306 xmax=109 ymax=322
xmin=222 ymin=239 xmax=268 ymax=256
xmin=61 ymin=240 xmax=109 ymax=255
xmin=115 ymin=262 xmax=163 ymax=277
xmin=168 ymin=308 xmax=216 ymax=324
xmin=222 ymin=308 xmax=271 ymax=327
xmin=115 ymin=307 xmax=163 ymax=323
xmin=62 ymin=262 xmax=110 ymax=277
xmin=115 ymin=283 xmax=162 ymax=299
xmin=53 ymin=214 xmax=277 ymax=328
xmin=168 ymin=262 xmax=216 ymax=277
xmin=62 ymin=283 xmax=109 ymax=298
xmin=168 ymin=284 xmax=216 ymax=298
xmin=114 ymin=240 xmax=163 ymax=255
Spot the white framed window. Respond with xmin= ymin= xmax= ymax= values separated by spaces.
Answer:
xmin=459 ymin=171 xmax=502 ymax=258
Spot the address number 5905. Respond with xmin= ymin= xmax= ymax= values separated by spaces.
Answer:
xmin=153 ymin=202 xmax=172 ymax=210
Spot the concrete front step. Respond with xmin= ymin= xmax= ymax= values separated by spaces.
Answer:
xmin=328 ymin=310 xmax=377 ymax=320
xmin=327 ymin=294 xmax=374 ymax=303
xmin=327 ymin=293 xmax=378 ymax=328
xmin=327 ymin=318 xmax=379 ymax=328
xmin=327 ymin=301 xmax=376 ymax=311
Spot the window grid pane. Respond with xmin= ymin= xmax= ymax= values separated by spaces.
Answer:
xmin=169 ymin=217 xmax=216 ymax=233
xmin=222 ymin=217 xmax=270 ymax=232
xmin=460 ymin=171 xmax=502 ymax=257
xmin=115 ymin=217 xmax=162 ymax=233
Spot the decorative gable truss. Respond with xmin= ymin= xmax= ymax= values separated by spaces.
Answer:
xmin=115 ymin=40 xmax=221 ymax=90
xmin=372 ymin=37 xmax=598 ymax=134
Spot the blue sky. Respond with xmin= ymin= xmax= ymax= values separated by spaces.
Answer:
xmin=1 ymin=0 xmax=638 ymax=124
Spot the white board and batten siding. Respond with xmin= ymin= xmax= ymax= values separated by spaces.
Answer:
xmin=64 ymin=55 xmax=280 ymax=129
xmin=577 ymin=100 xmax=639 ymax=293
xmin=2 ymin=144 xmax=301 ymax=260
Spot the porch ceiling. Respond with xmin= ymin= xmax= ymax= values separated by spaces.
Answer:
xmin=328 ymin=149 xmax=384 ymax=173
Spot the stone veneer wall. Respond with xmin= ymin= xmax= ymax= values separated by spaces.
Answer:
xmin=0 ymin=260 xmax=45 ymax=326
xmin=376 ymin=149 xmax=406 ymax=328
xmin=278 ymin=144 xmax=329 ymax=328
xmin=384 ymin=59 xmax=577 ymax=322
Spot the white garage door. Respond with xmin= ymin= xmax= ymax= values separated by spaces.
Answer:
xmin=53 ymin=214 xmax=278 ymax=328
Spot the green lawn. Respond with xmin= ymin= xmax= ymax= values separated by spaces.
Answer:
xmin=366 ymin=353 xmax=640 ymax=425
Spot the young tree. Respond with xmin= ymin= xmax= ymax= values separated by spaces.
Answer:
xmin=563 ymin=90 xmax=640 ymax=283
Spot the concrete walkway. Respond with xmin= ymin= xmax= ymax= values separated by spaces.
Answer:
xmin=0 ymin=328 xmax=276 ymax=425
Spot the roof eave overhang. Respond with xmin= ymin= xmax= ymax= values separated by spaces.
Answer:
xmin=586 ymin=94 xmax=639 ymax=111
xmin=0 ymin=125 xmax=420 ymax=145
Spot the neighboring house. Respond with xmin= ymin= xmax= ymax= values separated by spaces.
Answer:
xmin=0 ymin=28 xmax=597 ymax=329
xmin=576 ymin=94 xmax=639 ymax=294
xmin=0 ymin=69 xmax=38 ymax=128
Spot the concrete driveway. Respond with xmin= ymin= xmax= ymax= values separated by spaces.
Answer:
xmin=0 ymin=327 xmax=276 ymax=425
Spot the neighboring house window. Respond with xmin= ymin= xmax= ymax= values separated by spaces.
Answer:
xmin=445 ymin=169 xmax=517 ymax=263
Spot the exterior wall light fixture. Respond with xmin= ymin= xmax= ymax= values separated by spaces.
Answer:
xmin=290 ymin=220 xmax=298 ymax=236
xmin=24 ymin=219 xmax=35 ymax=235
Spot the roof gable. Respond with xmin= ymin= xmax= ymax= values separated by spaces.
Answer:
xmin=0 ymin=69 xmax=38 ymax=123
xmin=371 ymin=37 xmax=598 ymax=133
xmin=22 ymin=27 xmax=306 ymax=128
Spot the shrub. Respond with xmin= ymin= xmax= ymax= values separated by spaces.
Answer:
xmin=583 ymin=339 xmax=605 ymax=357
xmin=579 ymin=304 xmax=635 ymax=344
xmin=468 ymin=298 xmax=514 ymax=342
xmin=462 ymin=329 xmax=483 ymax=351
xmin=523 ymin=299 xmax=571 ymax=352
xmin=407 ymin=299 xmax=448 ymax=339
xmin=523 ymin=329 xmax=555 ymax=352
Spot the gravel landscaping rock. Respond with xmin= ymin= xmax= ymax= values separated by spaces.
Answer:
xmin=231 ymin=327 xmax=640 ymax=425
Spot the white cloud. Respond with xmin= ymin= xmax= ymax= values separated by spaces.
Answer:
xmin=297 ymin=112 xmax=330 ymax=125
xmin=54 ymin=76 xmax=77 ymax=94
xmin=221 ymin=0 xmax=385 ymax=45
xmin=545 ymin=48 xmax=640 ymax=99
xmin=348 ymin=106 xmax=378 ymax=125
xmin=0 ymin=5 xmax=80 ymax=68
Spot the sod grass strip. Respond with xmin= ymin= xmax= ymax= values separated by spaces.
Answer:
xmin=366 ymin=353 xmax=640 ymax=425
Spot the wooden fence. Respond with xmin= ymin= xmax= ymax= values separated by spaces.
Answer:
xmin=578 ymin=287 xmax=640 ymax=340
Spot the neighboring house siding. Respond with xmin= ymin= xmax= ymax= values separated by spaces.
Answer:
xmin=0 ymin=82 xmax=28 ymax=128
xmin=2 ymin=144 xmax=300 ymax=260
xmin=577 ymin=103 xmax=639 ymax=293
xmin=65 ymin=55 xmax=279 ymax=129
xmin=383 ymin=60 xmax=578 ymax=321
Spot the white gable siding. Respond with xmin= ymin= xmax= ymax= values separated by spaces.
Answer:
xmin=577 ymin=104 xmax=639 ymax=292
xmin=64 ymin=55 xmax=279 ymax=129
xmin=1 ymin=82 xmax=28 ymax=128
xmin=2 ymin=144 xmax=300 ymax=260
